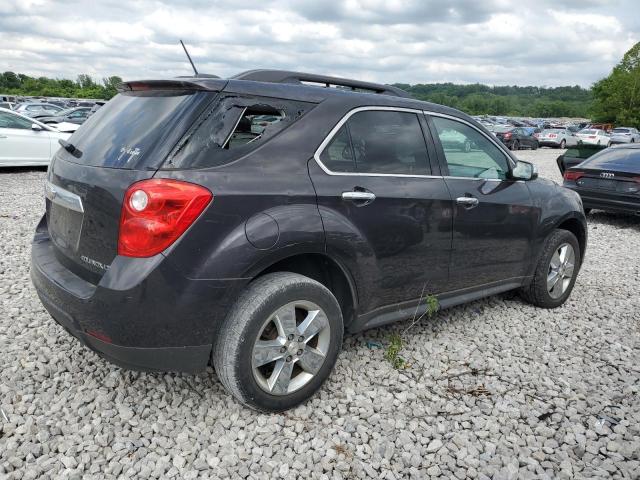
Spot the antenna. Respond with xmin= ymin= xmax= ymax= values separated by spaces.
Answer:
xmin=180 ymin=40 xmax=199 ymax=76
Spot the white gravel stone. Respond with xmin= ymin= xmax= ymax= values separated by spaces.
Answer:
xmin=1 ymin=149 xmax=639 ymax=479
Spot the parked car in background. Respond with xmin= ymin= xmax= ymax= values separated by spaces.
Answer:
xmin=563 ymin=144 xmax=640 ymax=215
xmin=30 ymin=70 xmax=586 ymax=412
xmin=556 ymin=144 xmax=608 ymax=175
xmin=538 ymin=128 xmax=580 ymax=149
xmin=609 ymin=127 xmax=640 ymax=145
xmin=0 ymin=101 xmax=16 ymax=110
xmin=14 ymin=103 xmax=64 ymax=117
xmin=494 ymin=127 xmax=539 ymax=150
xmin=0 ymin=107 xmax=71 ymax=167
xmin=33 ymin=107 xmax=93 ymax=125
xmin=575 ymin=129 xmax=610 ymax=146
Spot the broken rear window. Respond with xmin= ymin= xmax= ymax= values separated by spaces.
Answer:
xmin=165 ymin=95 xmax=314 ymax=168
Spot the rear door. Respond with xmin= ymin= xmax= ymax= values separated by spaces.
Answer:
xmin=308 ymin=107 xmax=453 ymax=314
xmin=0 ymin=111 xmax=51 ymax=165
xmin=427 ymin=114 xmax=535 ymax=289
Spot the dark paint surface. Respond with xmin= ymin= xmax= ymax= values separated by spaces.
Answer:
xmin=32 ymin=77 xmax=587 ymax=372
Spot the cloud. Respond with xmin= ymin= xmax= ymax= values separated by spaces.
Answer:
xmin=0 ymin=0 xmax=637 ymax=87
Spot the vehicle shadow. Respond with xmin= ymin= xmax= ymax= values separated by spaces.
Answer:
xmin=0 ymin=166 xmax=48 ymax=174
xmin=588 ymin=210 xmax=640 ymax=230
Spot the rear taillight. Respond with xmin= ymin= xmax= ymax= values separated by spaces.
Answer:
xmin=118 ymin=179 xmax=212 ymax=257
xmin=564 ymin=171 xmax=584 ymax=181
xmin=504 ymin=133 xmax=512 ymax=138
xmin=588 ymin=136 xmax=596 ymax=139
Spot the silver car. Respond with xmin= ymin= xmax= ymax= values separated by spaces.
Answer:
xmin=609 ymin=127 xmax=640 ymax=145
xmin=537 ymin=128 xmax=579 ymax=148
xmin=13 ymin=102 xmax=63 ymax=117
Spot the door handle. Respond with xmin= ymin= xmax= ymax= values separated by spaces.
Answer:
xmin=342 ymin=190 xmax=376 ymax=205
xmin=456 ymin=196 xmax=479 ymax=208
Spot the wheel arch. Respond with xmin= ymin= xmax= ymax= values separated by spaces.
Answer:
xmin=248 ymin=252 xmax=359 ymax=328
xmin=555 ymin=216 xmax=587 ymax=261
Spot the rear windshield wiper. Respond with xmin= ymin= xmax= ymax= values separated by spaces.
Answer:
xmin=58 ymin=139 xmax=83 ymax=158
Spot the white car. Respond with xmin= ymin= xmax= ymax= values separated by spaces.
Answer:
xmin=537 ymin=128 xmax=579 ymax=148
xmin=609 ymin=127 xmax=640 ymax=145
xmin=0 ymin=107 xmax=72 ymax=167
xmin=575 ymin=129 xmax=610 ymax=146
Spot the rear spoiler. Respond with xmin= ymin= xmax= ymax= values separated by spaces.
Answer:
xmin=117 ymin=79 xmax=227 ymax=93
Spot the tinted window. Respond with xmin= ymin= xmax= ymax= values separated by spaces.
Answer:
xmin=432 ymin=116 xmax=510 ymax=180
xmin=63 ymin=90 xmax=214 ymax=169
xmin=320 ymin=125 xmax=353 ymax=172
xmin=320 ymin=110 xmax=430 ymax=175
xmin=0 ymin=112 xmax=32 ymax=129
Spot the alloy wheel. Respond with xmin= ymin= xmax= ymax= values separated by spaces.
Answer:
xmin=252 ymin=300 xmax=331 ymax=395
xmin=547 ymin=243 xmax=575 ymax=299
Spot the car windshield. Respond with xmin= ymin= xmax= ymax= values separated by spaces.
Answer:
xmin=56 ymin=108 xmax=76 ymax=116
xmin=580 ymin=130 xmax=597 ymax=135
xmin=582 ymin=147 xmax=640 ymax=172
xmin=494 ymin=126 xmax=513 ymax=133
xmin=612 ymin=128 xmax=630 ymax=134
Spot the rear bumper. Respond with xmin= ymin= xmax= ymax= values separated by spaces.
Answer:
xmin=31 ymin=217 xmax=245 ymax=373
xmin=539 ymin=140 xmax=561 ymax=147
xmin=565 ymin=187 xmax=640 ymax=215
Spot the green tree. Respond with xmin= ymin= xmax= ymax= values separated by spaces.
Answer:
xmin=591 ymin=42 xmax=640 ymax=127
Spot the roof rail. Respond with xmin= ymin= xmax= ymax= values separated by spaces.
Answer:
xmin=232 ymin=69 xmax=411 ymax=98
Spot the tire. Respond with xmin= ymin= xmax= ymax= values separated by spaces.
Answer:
xmin=212 ymin=272 xmax=344 ymax=412
xmin=519 ymin=230 xmax=581 ymax=309
xmin=560 ymin=139 xmax=566 ymax=149
xmin=511 ymin=140 xmax=519 ymax=151
xmin=584 ymin=208 xmax=592 ymax=215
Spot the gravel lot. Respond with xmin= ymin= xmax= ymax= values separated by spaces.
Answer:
xmin=1 ymin=148 xmax=639 ymax=480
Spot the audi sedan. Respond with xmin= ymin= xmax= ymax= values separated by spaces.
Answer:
xmin=563 ymin=144 xmax=640 ymax=215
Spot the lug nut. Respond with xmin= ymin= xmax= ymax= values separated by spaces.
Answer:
xmin=280 ymin=347 xmax=286 ymax=353
xmin=286 ymin=355 xmax=292 ymax=362
xmin=298 ymin=336 xmax=304 ymax=342
xmin=297 ymin=349 xmax=303 ymax=356
xmin=288 ymin=334 xmax=295 ymax=340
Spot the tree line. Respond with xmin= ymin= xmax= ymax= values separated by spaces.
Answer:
xmin=0 ymin=72 xmax=122 ymax=100
xmin=1 ymin=41 xmax=638 ymax=126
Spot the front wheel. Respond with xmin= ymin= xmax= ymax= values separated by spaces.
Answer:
xmin=212 ymin=272 xmax=343 ymax=412
xmin=519 ymin=230 xmax=581 ymax=308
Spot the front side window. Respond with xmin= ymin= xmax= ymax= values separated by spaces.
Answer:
xmin=432 ymin=116 xmax=510 ymax=180
xmin=320 ymin=110 xmax=430 ymax=175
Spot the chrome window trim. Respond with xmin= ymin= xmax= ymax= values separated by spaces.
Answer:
xmin=44 ymin=181 xmax=84 ymax=213
xmin=313 ymin=106 xmax=441 ymax=179
xmin=426 ymin=110 xmax=517 ymax=169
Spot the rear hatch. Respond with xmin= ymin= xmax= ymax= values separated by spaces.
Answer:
xmin=45 ymin=82 xmax=222 ymax=283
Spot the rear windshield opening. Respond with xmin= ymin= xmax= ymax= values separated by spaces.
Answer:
xmin=224 ymin=106 xmax=284 ymax=149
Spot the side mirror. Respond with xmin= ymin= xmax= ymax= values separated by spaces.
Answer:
xmin=510 ymin=160 xmax=538 ymax=181
xmin=31 ymin=123 xmax=42 ymax=131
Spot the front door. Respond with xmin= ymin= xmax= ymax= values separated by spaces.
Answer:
xmin=428 ymin=114 xmax=535 ymax=289
xmin=309 ymin=108 xmax=453 ymax=315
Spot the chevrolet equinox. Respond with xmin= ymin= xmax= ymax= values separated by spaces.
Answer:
xmin=31 ymin=70 xmax=587 ymax=411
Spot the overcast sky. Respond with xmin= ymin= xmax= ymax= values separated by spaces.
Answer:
xmin=1 ymin=0 xmax=638 ymax=87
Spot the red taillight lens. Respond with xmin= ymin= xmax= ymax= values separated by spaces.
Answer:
xmin=564 ymin=171 xmax=584 ymax=181
xmin=118 ymin=179 xmax=212 ymax=257
xmin=504 ymin=133 xmax=512 ymax=138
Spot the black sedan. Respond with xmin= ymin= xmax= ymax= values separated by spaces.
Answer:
xmin=494 ymin=127 xmax=539 ymax=151
xmin=563 ymin=144 xmax=640 ymax=215
xmin=556 ymin=144 xmax=607 ymax=175
xmin=33 ymin=107 xmax=92 ymax=125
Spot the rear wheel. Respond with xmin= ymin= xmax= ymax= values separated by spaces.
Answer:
xmin=519 ymin=230 xmax=581 ymax=308
xmin=511 ymin=140 xmax=519 ymax=151
xmin=212 ymin=272 xmax=343 ymax=412
xmin=560 ymin=139 xmax=566 ymax=149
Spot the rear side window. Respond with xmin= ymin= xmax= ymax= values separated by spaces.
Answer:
xmin=320 ymin=110 xmax=430 ymax=175
xmin=167 ymin=95 xmax=313 ymax=169
xmin=63 ymin=90 xmax=215 ymax=169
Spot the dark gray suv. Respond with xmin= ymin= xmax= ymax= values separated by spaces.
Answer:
xmin=31 ymin=70 xmax=587 ymax=411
